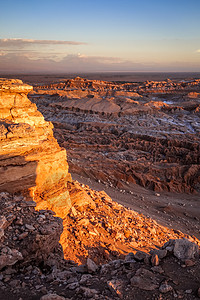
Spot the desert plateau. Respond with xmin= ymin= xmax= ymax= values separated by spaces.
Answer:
xmin=0 ymin=73 xmax=199 ymax=300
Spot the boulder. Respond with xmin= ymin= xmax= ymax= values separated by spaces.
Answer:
xmin=130 ymin=268 xmax=159 ymax=291
xmin=87 ymin=257 xmax=98 ymax=273
xmin=173 ymin=239 xmax=199 ymax=261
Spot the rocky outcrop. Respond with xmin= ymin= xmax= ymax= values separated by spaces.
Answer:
xmin=0 ymin=192 xmax=63 ymax=269
xmin=0 ymin=79 xmax=71 ymax=216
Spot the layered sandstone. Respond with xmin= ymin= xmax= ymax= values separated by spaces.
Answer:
xmin=0 ymin=79 xmax=71 ymax=217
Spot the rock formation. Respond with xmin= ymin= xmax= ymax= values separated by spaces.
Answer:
xmin=0 ymin=78 xmax=71 ymax=217
xmin=29 ymin=76 xmax=200 ymax=194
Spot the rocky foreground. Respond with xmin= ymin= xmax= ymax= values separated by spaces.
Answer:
xmin=0 ymin=192 xmax=200 ymax=300
xmin=0 ymin=78 xmax=200 ymax=299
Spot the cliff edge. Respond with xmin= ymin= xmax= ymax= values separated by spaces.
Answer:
xmin=0 ymin=78 xmax=71 ymax=217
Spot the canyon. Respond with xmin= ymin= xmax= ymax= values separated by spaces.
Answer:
xmin=0 ymin=77 xmax=199 ymax=299
xmin=29 ymin=76 xmax=200 ymax=194
xmin=29 ymin=76 xmax=200 ymax=238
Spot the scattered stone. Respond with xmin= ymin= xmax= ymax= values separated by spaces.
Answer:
xmin=134 ymin=251 xmax=149 ymax=262
xmin=185 ymin=289 xmax=193 ymax=294
xmin=185 ymin=259 xmax=196 ymax=267
xmin=71 ymin=264 xmax=87 ymax=273
xmin=0 ymin=215 xmax=7 ymax=229
xmin=87 ymin=257 xmax=98 ymax=273
xmin=18 ymin=232 xmax=28 ymax=240
xmin=81 ymin=287 xmax=98 ymax=298
xmin=173 ymin=239 xmax=199 ymax=261
xmin=151 ymin=254 xmax=159 ymax=266
xmin=40 ymin=294 xmax=66 ymax=300
xmin=25 ymin=224 xmax=35 ymax=231
xmin=0 ymin=248 xmax=23 ymax=270
xmin=125 ymin=252 xmax=135 ymax=262
xmin=100 ymin=264 xmax=111 ymax=275
xmin=107 ymin=279 xmax=124 ymax=299
xmin=151 ymin=266 xmax=164 ymax=274
xmin=21 ymin=201 xmax=36 ymax=207
xmin=159 ymin=282 xmax=173 ymax=293
xmin=66 ymin=282 xmax=79 ymax=290
xmin=130 ymin=268 xmax=159 ymax=291
xmin=80 ymin=274 xmax=93 ymax=285
xmin=150 ymin=249 xmax=167 ymax=259
xmin=0 ymin=228 xmax=4 ymax=239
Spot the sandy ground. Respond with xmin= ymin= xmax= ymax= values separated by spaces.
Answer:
xmin=71 ymin=173 xmax=200 ymax=240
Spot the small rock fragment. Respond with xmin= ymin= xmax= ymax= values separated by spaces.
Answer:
xmin=0 ymin=216 xmax=7 ymax=229
xmin=25 ymin=224 xmax=35 ymax=231
xmin=87 ymin=257 xmax=98 ymax=273
xmin=151 ymin=254 xmax=159 ymax=266
xmin=40 ymin=294 xmax=66 ymax=300
xmin=0 ymin=248 xmax=23 ymax=270
xmin=80 ymin=274 xmax=92 ymax=285
xmin=151 ymin=266 xmax=164 ymax=274
xmin=107 ymin=279 xmax=123 ymax=299
xmin=125 ymin=252 xmax=135 ymax=262
xmin=18 ymin=232 xmax=28 ymax=240
xmin=0 ymin=229 xmax=4 ymax=239
xmin=81 ymin=287 xmax=98 ymax=298
xmin=130 ymin=268 xmax=159 ymax=291
xmin=150 ymin=249 xmax=167 ymax=259
xmin=185 ymin=289 xmax=193 ymax=294
xmin=185 ymin=259 xmax=195 ymax=267
xmin=159 ymin=283 xmax=173 ymax=293
xmin=66 ymin=282 xmax=79 ymax=290
xmin=134 ymin=251 xmax=148 ymax=261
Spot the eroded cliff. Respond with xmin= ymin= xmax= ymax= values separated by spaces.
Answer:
xmin=0 ymin=78 xmax=72 ymax=217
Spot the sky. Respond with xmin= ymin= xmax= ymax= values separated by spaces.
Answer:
xmin=0 ymin=0 xmax=200 ymax=73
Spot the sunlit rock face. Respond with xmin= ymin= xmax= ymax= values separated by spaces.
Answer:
xmin=0 ymin=79 xmax=71 ymax=217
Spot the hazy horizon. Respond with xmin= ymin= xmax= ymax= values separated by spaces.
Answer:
xmin=1 ymin=0 xmax=200 ymax=73
xmin=2 ymin=72 xmax=200 ymax=85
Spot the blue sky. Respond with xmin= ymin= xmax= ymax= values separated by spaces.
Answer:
xmin=0 ymin=0 xmax=200 ymax=72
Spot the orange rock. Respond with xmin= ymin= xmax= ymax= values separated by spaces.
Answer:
xmin=151 ymin=254 xmax=159 ymax=266
xmin=0 ymin=79 xmax=72 ymax=216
